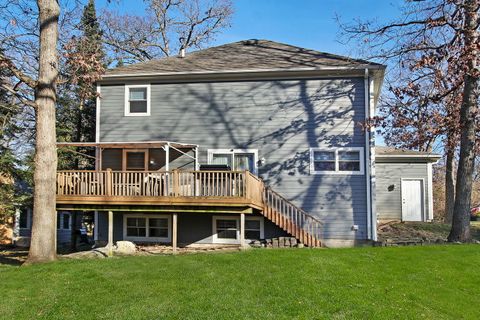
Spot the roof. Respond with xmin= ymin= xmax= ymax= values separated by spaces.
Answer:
xmin=104 ymin=39 xmax=385 ymax=77
xmin=376 ymin=146 xmax=441 ymax=163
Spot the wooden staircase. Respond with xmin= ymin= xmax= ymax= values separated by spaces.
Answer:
xmin=262 ymin=187 xmax=323 ymax=247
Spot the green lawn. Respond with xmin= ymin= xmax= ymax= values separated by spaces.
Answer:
xmin=1 ymin=246 xmax=479 ymax=320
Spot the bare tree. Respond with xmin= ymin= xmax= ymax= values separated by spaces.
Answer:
xmin=449 ymin=0 xmax=479 ymax=242
xmin=101 ymin=0 xmax=233 ymax=63
xmin=339 ymin=0 xmax=480 ymax=240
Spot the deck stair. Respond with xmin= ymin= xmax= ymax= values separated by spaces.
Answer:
xmin=262 ymin=187 xmax=323 ymax=247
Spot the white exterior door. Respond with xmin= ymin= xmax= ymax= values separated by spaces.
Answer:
xmin=401 ymin=179 xmax=424 ymax=221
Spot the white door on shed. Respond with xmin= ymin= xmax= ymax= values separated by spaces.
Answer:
xmin=401 ymin=179 xmax=424 ymax=221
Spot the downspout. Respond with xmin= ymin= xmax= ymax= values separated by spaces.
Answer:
xmin=364 ymin=69 xmax=374 ymax=241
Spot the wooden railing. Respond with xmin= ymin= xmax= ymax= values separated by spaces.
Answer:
xmin=56 ymin=169 xmax=322 ymax=247
xmin=263 ymin=187 xmax=322 ymax=247
xmin=57 ymin=170 xmax=256 ymax=199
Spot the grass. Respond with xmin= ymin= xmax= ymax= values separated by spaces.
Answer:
xmin=1 ymin=245 xmax=479 ymax=320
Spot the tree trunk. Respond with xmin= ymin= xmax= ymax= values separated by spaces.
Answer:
xmin=448 ymin=0 xmax=479 ymax=242
xmin=25 ymin=0 xmax=60 ymax=264
xmin=444 ymin=143 xmax=455 ymax=223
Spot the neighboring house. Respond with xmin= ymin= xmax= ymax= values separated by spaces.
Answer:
xmin=376 ymin=147 xmax=441 ymax=222
xmin=55 ymin=39 xmax=438 ymax=248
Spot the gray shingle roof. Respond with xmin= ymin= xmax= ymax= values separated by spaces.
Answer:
xmin=105 ymin=39 xmax=385 ymax=77
xmin=376 ymin=146 xmax=441 ymax=158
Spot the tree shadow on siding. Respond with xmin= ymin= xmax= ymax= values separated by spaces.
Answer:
xmin=180 ymin=78 xmax=367 ymax=240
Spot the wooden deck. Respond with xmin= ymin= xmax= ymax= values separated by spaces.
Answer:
xmin=56 ymin=170 xmax=264 ymax=212
xmin=56 ymin=169 xmax=323 ymax=247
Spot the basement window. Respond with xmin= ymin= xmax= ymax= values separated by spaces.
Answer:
xmin=125 ymin=85 xmax=150 ymax=116
xmin=310 ymin=147 xmax=364 ymax=175
xmin=123 ymin=214 xmax=171 ymax=242
xmin=212 ymin=216 xmax=264 ymax=244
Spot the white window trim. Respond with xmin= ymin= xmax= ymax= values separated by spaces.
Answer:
xmin=124 ymin=84 xmax=151 ymax=117
xmin=207 ymin=149 xmax=258 ymax=174
xmin=310 ymin=147 xmax=365 ymax=175
xmin=123 ymin=214 xmax=171 ymax=243
xmin=212 ymin=216 xmax=264 ymax=244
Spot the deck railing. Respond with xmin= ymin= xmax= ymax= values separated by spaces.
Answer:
xmin=263 ymin=187 xmax=323 ymax=247
xmin=56 ymin=169 xmax=322 ymax=246
xmin=57 ymin=170 xmax=262 ymax=200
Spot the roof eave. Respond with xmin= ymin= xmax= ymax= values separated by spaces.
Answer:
xmin=98 ymin=65 xmax=386 ymax=82
xmin=376 ymin=154 xmax=442 ymax=163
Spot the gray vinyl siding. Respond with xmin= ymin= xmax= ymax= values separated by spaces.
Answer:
xmin=99 ymin=78 xmax=368 ymax=240
xmin=376 ymin=162 xmax=430 ymax=221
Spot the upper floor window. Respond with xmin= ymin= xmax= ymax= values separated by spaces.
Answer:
xmin=310 ymin=147 xmax=364 ymax=175
xmin=125 ymin=85 xmax=150 ymax=116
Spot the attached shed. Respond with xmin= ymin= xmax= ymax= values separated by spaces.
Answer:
xmin=375 ymin=147 xmax=441 ymax=222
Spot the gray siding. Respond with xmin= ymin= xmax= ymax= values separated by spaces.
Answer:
xmin=376 ymin=162 xmax=431 ymax=221
xmin=99 ymin=78 xmax=368 ymax=239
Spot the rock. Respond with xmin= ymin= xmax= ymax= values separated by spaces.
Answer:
xmin=15 ymin=237 xmax=31 ymax=248
xmin=272 ymin=238 xmax=279 ymax=248
xmin=62 ymin=248 xmax=109 ymax=259
xmin=115 ymin=241 xmax=137 ymax=255
xmin=296 ymin=243 xmax=304 ymax=248
xmin=473 ymin=240 xmax=480 ymax=244
xmin=250 ymin=240 xmax=262 ymax=248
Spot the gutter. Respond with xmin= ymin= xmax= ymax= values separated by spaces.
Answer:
xmin=364 ymin=69 xmax=373 ymax=241
xmin=100 ymin=65 xmax=386 ymax=79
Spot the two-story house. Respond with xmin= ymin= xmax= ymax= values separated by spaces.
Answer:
xmin=54 ymin=39 xmax=440 ymax=249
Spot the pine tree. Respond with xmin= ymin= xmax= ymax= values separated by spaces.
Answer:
xmin=58 ymin=0 xmax=105 ymax=170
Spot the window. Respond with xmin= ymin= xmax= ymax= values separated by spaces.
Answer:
xmin=216 ymin=219 xmax=238 ymax=239
xmin=19 ymin=208 xmax=29 ymax=229
xmin=149 ymin=218 xmax=169 ymax=238
xmin=62 ymin=213 xmax=71 ymax=230
xmin=310 ymin=148 xmax=364 ymax=175
xmin=125 ymin=85 xmax=150 ymax=116
xmin=126 ymin=217 xmax=146 ymax=237
xmin=245 ymin=219 xmax=261 ymax=240
xmin=123 ymin=149 xmax=148 ymax=171
xmin=208 ymin=149 xmax=258 ymax=174
xmin=123 ymin=214 xmax=171 ymax=242
xmin=212 ymin=216 xmax=264 ymax=244
xmin=57 ymin=212 xmax=71 ymax=230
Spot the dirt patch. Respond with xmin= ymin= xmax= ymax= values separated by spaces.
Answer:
xmin=377 ymin=221 xmax=480 ymax=245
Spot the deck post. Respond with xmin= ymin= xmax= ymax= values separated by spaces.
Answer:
xmin=106 ymin=168 xmax=112 ymax=196
xmin=240 ymin=213 xmax=246 ymax=249
xmin=172 ymin=213 xmax=178 ymax=255
xmin=108 ymin=210 xmax=113 ymax=257
xmin=172 ymin=169 xmax=179 ymax=196
xmin=165 ymin=143 xmax=170 ymax=171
